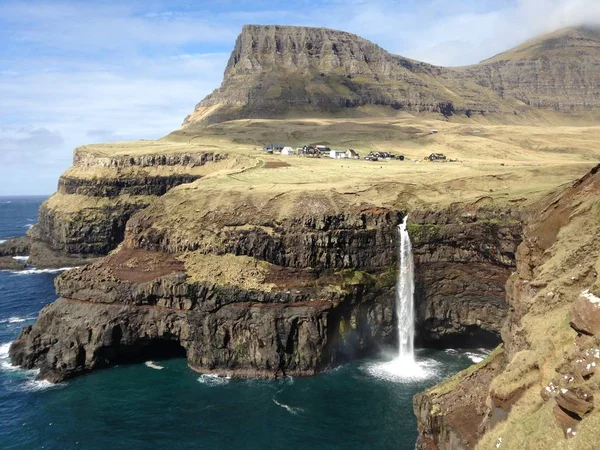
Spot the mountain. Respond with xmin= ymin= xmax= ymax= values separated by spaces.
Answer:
xmin=182 ymin=25 xmax=600 ymax=127
xmin=462 ymin=26 xmax=600 ymax=111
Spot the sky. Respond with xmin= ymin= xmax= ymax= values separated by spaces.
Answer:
xmin=1 ymin=0 xmax=599 ymax=195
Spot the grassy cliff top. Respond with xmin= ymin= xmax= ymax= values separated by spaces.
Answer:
xmin=63 ymin=116 xmax=600 ymax=211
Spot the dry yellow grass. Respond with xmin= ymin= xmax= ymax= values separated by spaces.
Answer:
xmin=179 ymin=252 xmax=276 ymax=291
xmin=61 ymin=116 xmax=600 ymax=212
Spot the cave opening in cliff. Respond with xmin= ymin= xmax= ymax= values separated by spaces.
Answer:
xmin=419 ymin=327 xmax=501 ymax=350
xmin=97 ymin=335 xmax=187 ymax=367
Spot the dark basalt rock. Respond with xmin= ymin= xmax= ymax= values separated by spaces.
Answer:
xmin=0 ymin=236 xmax=30 ymax=257
xmin=410 ymin=207 xmax=522 ymax=347
xmin=10 ymin=249 xmax=396 ymax=382
xmin=58 ymin=174 xmax=203 ymax=197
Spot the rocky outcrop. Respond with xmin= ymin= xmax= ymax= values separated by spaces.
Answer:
xmin=26 ymin=147 xmax=231 ymax=268
xmin=462 ymin=27 xmax=600 ymax=112
xmin=10 ymin=198 xmax=400 ymax=382
xmin=414 ymin=346 xmax=506 ymax=450
xmin=410 ymin=207 xmax=522 ymax=347
xmin=182 ymin=25 xmax=600 ymax=127
xmin=57 ymin=174 xmax=202 ymax=197
xmin=0 ymin=237 xmax=30 ymax=257
xmin=0 ymin=257 xmax=26 ymax=271
xmin=414 ymin=163 xmax=600 ymax=449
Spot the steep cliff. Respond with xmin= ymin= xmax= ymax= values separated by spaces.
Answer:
xmin=11 ymin=190 xmax=402 ymax=381
xmin=182 ymin=25 xmax=600 ymax=127
xmin=410 ymin=207 xmax=522 ymax=347
xmin=414 ymin=164 xmax=600 ymax=449
xmin=10 ymin=169 xmax=525 ymax=382
xmin=25 ymin=142 xmax=251 ymax=268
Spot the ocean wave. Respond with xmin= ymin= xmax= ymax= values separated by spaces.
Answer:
xmin=445 ymin=348 xmax=490 ymax=363
xmin=0 ymin=342 xmax=20 ymax=373
xmin=144 ymin=361 xmax=164 ymax=370
xmin=0 ymin=316 xmax=35 ymax=324
xmin=20 ymin=379 xmax=62 ymax=392
xmin=198 ymin=373 xmax=231 ymax=386
xmin=272 ymin=398 xmax=304 ymax=415
xmin=22 ymin=224 xmax=34 ymax=229
xmin=464 ymin=349 xmax=491 ymax=363
xmin=0 ymin=240 xmax=6 ymax=244
xmin=0 ymin=342 xmax=64 ymax=391
xmin=11 ymin=267 xmax=78 ymax=275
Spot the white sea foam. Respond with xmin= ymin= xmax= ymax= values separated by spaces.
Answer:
xmin=23 ymin=224 xmax=34 ymax=229
xmin=144 ymin=361 xmax=164 ymax=370
xmin=1 ymin=316 xmax=29 ymax=324
xmin=0 ymin=240 xmax=6 ymax=244
xmin=465 ymin=349 xmax=491 ymax=363
xmin=0 ymin=342 xmax=20 ymax=372
xmin=11 ymin=267 xmax=78 ymax=275
xmin=198 ymin=374 xmax=230 ymax=386
xmin=21 ymin=379 xmax=61 ymax=392
xmin=12 ymin=256 xmax=29 ymax=262
xmin=272 ymin=398 xmax=304 ymax=415
xmin=0 ymin=342 xmax=11 ymax=358
xmin=0 ymin=342 xmax=63 ymax=391
xmin=363 ymin=356 xmax=440 ymax=382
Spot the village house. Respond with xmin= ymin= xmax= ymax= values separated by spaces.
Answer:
xmin=329 ymin=150 xmax=346 ymax=159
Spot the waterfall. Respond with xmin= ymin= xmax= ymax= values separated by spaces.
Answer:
xmin=363 ymin=215 xmax=436 ymax=381
xmin=396 ymin=215 xmax=415 ymax=361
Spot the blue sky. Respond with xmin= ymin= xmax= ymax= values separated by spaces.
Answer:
xmin=1 ymin=0 xmax=598 ymax=195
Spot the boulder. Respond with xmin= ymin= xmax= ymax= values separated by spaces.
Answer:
xmin=570 ymin=290 xmax=600 ymax=336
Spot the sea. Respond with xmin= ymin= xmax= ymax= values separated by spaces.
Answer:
xmin=0 ymin=196 xmax=485 ymax=450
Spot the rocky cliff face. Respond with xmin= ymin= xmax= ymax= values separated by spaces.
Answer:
xmin=462 ymin=27 xmax=600 ymax=112
xmin=414 ymin=164 xmax=600 ymax=449
xmin=26 ymin=146 xmax=233 ymax=268
xmin=11 ymin=195 xmax=401 ymax=382
xmin=410 ymin=207 xmax=522 ymax=348
xmin=183 ymin=25 xmax=600 ymax=127
xmin=10 ymin=175 xmax=522 ymax=382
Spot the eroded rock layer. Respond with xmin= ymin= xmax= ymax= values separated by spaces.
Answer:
xmin=414 ymin=164 xmax=600 ymax=449
xmin=183 ymin=25 xmax=600 ymax=127
xmin=26 ymin=146 xmax=233 ymax=268
xmin=10 ymin=194 xmax=401 ymax=382
xmin=410 ymin=207 xmax=522 ymax=347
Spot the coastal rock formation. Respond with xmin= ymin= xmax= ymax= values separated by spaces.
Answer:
xmin=414 ymin=163 xmax=600 ymax=449
xmin=10 ymin=192 xmax=401 ymax=382
xmin=26 ymin=144 xmax=243 ymax=268
xmin=410 ymin=207 xmax=522 ymax=347
xmin=182 ymin=25 xmax=600 ymax=127
xmin=10 ymin=178 xmax=523 ymax=381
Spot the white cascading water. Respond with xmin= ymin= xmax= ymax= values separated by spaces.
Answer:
xmin=362 ymin=214 xmax=438 ymax=381
xmin=396 ymin=215 xmax=415 ymax=361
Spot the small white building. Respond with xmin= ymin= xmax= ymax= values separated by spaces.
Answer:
xmin=329 ymin=150 xmax=346 ymax=159
xmin=346 ymin=148 xmax=359 ymax=159
xmin=281 ymin=146 xmax=295 ymax=156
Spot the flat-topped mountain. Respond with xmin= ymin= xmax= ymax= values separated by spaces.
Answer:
xmin=183 ymin=25 xmax=600 ymax=127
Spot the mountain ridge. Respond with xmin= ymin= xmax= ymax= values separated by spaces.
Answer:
xmin=182 ymin=24 xmax=600 ymax=127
